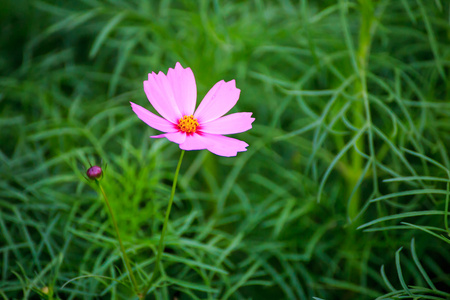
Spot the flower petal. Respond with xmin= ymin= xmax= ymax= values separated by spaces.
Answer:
xmin=130 ymin=102 xmax=177 ymax=133
xmin=144 ymin=71 xmax=181 ymax=123
xmin=204 ymin=133 xmax=248 ymax=157
xmin=151 ymin=131 xmax=186 ymax=144
xmin=200 ymin=112 xmax=254 ymax=135
xmin=167 ymin=62 xmax=197 ymax=116
xmin=194 ymin=80 xmax=241 ymax=123
xmin=179 ymin=133 xmax=248 ymax=157
xmin=179 ymin=133 xmax=210 ymax=151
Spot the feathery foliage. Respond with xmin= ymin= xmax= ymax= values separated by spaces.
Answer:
xmin=1 ymin=0 xmax=449 ymax=299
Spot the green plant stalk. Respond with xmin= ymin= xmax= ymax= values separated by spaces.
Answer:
xmin=445 ymin=174 xmax=449 ymax=233
xmin=97 ymin=181 xmax=140 ymax=296
xmin=347 ymin=0 xmax=375 ymax=221
xmin=140 ymin=150 xmax=185 ymax=299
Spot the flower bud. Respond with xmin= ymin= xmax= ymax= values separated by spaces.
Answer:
xmin=87 ymin=165 xmax=102 ymax=180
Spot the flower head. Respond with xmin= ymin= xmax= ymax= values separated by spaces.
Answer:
xmin=130 ymin=63 xmax=254 ymax=157
xmin=86 ymin=165 xmax=103 ymax=180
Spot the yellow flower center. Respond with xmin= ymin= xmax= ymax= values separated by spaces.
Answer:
xmin=178 ymin=115 xmax=199 ymax=134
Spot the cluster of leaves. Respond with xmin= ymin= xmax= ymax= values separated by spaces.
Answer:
xmin=1 ymin=0 xmax=449 ymax=299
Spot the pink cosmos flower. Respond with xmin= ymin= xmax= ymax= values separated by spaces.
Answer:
xmin=130 ymin=62 xmax=254 ymax=157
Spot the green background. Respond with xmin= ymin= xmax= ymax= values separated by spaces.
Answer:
xmin=1 ymin=0 xmax=449 ymax=299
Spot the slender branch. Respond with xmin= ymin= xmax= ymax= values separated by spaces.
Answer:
xmin=445 ymin=171 xmax=449 ymax=233
xmin=97 ymin=182 xmax=140 ymax=296
xmin=140 ymin=150 xmax=185 ymax=299
xmin=347 ymin=0 xmax=377 ymax=221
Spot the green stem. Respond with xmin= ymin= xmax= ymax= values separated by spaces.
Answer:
xmin=445 ymin=171 xmax=449 ymax=233
xmin=347 ymin=0 xmax=375 ymax=221
xmin=97 ymin=182 xmax=140 ymax=296
xmin=140 ymin=150 xmax=185 ymax=299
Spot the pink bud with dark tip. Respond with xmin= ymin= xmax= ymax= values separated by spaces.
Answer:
xmin=87 ymin=165 xmax=102 ymax=180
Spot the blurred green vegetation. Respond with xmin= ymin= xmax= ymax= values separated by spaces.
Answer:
xmin=1 ymin=0 xmax=450 ymax=299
